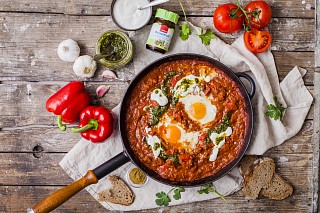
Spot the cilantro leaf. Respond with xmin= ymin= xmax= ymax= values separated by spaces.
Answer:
xmin=173 ymin=187 xmax=185 ymax=200
xmin=155 ymin=191 xmax=171 ymax=206
xmin=266 ymin=96 xmax=286 ymax=121
xmin=197 ymin=29 xmax=215 ymax=46
xmin=197 ymin=183 xmax=227 ymax=202
xmin=180 ymin=22 xmax=192 ymax=41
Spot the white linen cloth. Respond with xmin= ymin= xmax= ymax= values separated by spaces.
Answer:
xmin=59 ymin=25 xmax=313 ymax=211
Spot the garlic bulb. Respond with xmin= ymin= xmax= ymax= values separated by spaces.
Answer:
xmin=57 ymin=39 xmax=80 ymax=62
xmin=73 ymin=55 xmax=97 ymax=78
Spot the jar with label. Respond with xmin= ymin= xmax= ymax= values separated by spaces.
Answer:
xmin=146 ymin=9 xmax=179 ymax=54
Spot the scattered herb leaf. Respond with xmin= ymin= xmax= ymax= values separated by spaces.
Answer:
xmin=179 ymin=2 xmax=214 ymax=45
xmin=266 ymin=96 xmax=286 ymax=121
xmin=198 ymin=29 xmax=215 ymax=46
xmin=173 ymin=187 xmax=185 ymax=200
xmin=155 ymin=187 xmax=185 ymax=206
xmin=197 ymin=183 xmax=227 ymax=202
xmin=180 ymin=22 xmax=192 ymax=41
xmin=179 ymin=2 xmax=192 ymax=41
xmin=155 ymin=191 xmax=171 ymax=206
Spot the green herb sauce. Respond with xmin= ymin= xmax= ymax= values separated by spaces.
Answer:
xmin=100 ymin=33 xmax=127 ymax=61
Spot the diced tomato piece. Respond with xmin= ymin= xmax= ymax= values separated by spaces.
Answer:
xmin=150 ymin=100 xmax=159 ymax=107
xmin=179 ymin=153 xmax=191 ymax=161
xmin=199 ymin=133 xmax=207 ymax=141
xmin=204 ymin=87 xmax=211 ymax=95
xmin=170 ymin=76 xmax=179 ymax=87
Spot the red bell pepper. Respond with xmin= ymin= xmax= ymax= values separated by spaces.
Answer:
xmin=71 ymin=106 xmax=114 ymax=143
xmin=46 ymin=81 xmax=91 ymax=131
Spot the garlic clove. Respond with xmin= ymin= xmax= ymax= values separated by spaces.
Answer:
xmin=96 ymin=85 xmax=111 ymax=98
xmin=57 ymin=39 xmax=80 ymax=62
xmin=101 ymin=70 xmax=117 ymax=79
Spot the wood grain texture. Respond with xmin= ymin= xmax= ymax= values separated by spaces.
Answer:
xmin=0 ymin=120 xmax=313 ymax=153
xmin=0 ymin=82 xmax=127 ymax=128
xmin=0 ymin=0 xmax=317 ymax=211
xmin=0 ymin=14 xmax=315 ymax=82
xmin=0 ymin=185 xmax=311 ymax=213
xmin=0 ymin=0 xmax=315 ymax=18
xmin=0 ymin=83 xmax=314 ymax=128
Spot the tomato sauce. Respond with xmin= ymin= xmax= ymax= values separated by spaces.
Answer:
xmin=125 ymin=60 xmax=248 ymax=182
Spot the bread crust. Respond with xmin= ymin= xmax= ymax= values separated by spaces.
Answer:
xmin=98 ymin=175 xmax=135 ymax=206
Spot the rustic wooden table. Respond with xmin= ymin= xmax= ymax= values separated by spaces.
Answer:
xmin=0 ymin=0 xmax=319 ymax=212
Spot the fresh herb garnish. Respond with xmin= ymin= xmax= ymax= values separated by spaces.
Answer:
xmin=198 ymin=29 xmax=215 ymax=46
xmin=266 ymin=96 xmax=286 ymax=121
xmin=173 ymin=187 xmax=185 ymax=200
xmin=205 ymin=115 xmax=230 ymax=144
xmin=161 ymin=71 xmax=177 ymax=97
xmin=155 ymin=187 xmax=185 ymax=206
xmin=197 ymin=183 xmax=227 ymax=202
xmin=150 ymin=105 xmax=168 ymax=126
xmin=215 ymin=136 xmax=225 ymax=145
xmin=179 ymin=2 xmax=192 ymax=41
xmin=159 ymin=152 xmax=180 ymax=165
xmin=179 ymin=2 xmax=215 ymax=45
xmin=155 ymin=191 xmax=171 ymax=206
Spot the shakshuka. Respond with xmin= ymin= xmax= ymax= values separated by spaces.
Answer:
xmin=125 ymin=60 xmax=248 ymax=181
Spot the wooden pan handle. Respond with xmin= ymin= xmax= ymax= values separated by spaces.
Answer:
xmin=28 ymin=170 xmax=98 ymax=213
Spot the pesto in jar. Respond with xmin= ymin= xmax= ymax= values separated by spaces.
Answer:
xmin=96 ymin=30 xmax=133 ymax=70
xmin=100 ymin=33 xmax=126 ymax=61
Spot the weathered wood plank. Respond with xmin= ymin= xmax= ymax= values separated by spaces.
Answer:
xmin=0 ymin=0 xmax=315 ymax=18
xmin=0 ymin=14 xmax=315 ymax=82
xmin=0 ymin=120 xmax=312 ymax=153
xmin=0 ymin=185 xmax=311 ymax=213
xmin=0 ymin=82 xmax=128 ymax=128
xmin=312 ymin=68 xmax=320 ymax=213
xmin=0 ymin=152 xmax=312 ymax=186
xmin=0 ymin=83 xmax=314 ymax=128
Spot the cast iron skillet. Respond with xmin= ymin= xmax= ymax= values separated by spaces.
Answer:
xmin=28 ymin=53 xmax=255 ymax=213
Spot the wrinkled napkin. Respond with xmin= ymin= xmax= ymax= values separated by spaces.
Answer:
xmin=60 ymin=25 xmax=313 ymax=211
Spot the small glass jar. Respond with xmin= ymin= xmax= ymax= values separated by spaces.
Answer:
xmin=146 ymin=9 xmax=179 ymax=54
xmin=96 ymin=30 xmax=133 ymax=70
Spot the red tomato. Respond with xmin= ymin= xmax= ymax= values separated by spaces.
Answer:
xmin=245 ymin=1 xmax=272 ymax=29
xmin=213 ymin=3 xmax=245 ymax=33
xmin=244 ymin=28 xmax=272 ymax=53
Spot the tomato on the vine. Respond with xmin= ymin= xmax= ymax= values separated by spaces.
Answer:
xmin=213 ymin=3 xmax=245 ymax=33
xmin=244 ymin=28 xmax=272 ymax=53
xmin=245 ymin=1 xmax=272 ymax=29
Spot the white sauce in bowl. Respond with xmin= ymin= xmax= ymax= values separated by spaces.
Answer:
xmin=112 ymin=0 xmax=152 ymax=30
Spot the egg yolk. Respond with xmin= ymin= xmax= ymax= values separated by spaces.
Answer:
xmin=190 ymin=102 xmax=206 ymax=120
xmin=161 ymin=125 xmax=184 ymax=149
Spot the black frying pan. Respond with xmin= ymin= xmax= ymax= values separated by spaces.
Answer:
xmin=28 ymin=53 xmax=255 ymax=213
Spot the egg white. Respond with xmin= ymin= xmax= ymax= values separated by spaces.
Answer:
xmin=180 ymin=95 xmax=217 ymax=125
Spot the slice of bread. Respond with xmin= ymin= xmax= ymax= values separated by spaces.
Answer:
xmin=239 ymin=155 xmax=258 ymax=176
xmin=242 ymin=157 xmax=275 ymax=199
xmin=260 ymin=173 xmax=293 ymax=200
xmin=98 ymin=176 xmax=134 ymax=206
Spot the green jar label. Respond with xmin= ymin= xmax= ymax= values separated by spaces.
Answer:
xmin=146 ymin=23 xmax=174 ymax=51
